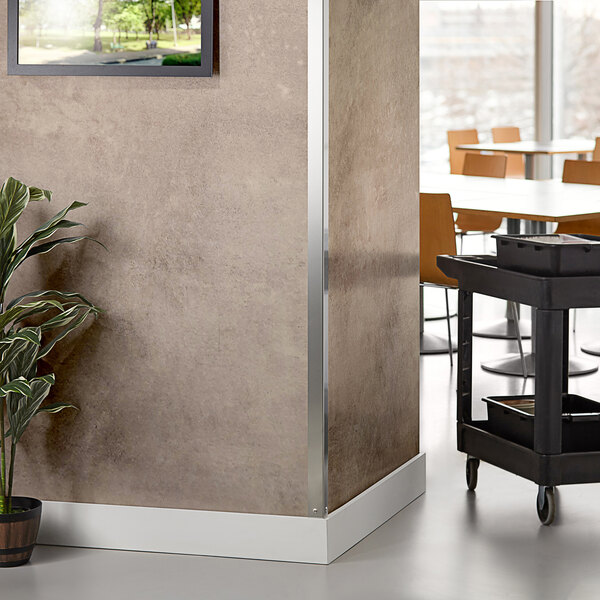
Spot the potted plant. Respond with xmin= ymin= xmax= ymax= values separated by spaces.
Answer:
xmin=0 ymin=178 xmax=101 ymax=567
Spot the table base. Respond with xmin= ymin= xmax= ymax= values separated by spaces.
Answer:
xmin=581 ymin=342 xmax=600 ymax=357
xmin=420 ymin=332 xmax=457 ymax=355
xmin=481 ymin=352 xmax=598 ymax=377
xmin=473 ymin=318 xmax=531 ymax=340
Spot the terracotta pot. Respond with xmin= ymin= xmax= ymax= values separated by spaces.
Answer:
xmin=0 ymin=497 xmax=42 ymax=567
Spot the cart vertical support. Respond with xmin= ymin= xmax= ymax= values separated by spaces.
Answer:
xmin=458 ymin=290 xmax=473 ymax=425
xmin=534 ymin=309 xmax=563 ymax=455
xmin=562 ymin=310 xmax=569 ymax=395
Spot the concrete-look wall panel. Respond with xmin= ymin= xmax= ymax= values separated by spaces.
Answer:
xmin=0 ymin=1 xmax=308 ymax=516
xmin=328 ymin=0 xmax=420 ymax=511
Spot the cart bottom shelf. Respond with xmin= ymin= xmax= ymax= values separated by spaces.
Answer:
xmin=459 ymin=422 xmax=600 ymax=487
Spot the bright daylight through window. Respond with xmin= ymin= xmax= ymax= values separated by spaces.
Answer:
xmin=420 ymin=1 xmax=534 ymax=172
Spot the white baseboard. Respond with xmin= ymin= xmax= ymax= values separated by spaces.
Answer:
xmin=326 ymin=452 xmax=426 ymax=562
xmin=38 ymin=453 xmax=425 ymax=565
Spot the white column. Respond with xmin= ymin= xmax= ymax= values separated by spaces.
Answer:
xmin=535 ymin=0 xmax=554 ymax=179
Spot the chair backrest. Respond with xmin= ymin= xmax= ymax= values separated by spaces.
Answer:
xmin=420 ymin=193 xmax=457 ymax=286
xmin=562 ymin=159 xmax=600 ymax=185
xmin=447 ymin=129 xmax=479 ymax=175
xmin=463 ymin=152 xmax=507 ymax=178
xmin=491 ymin=126 xmax=521 ymax=143
xmin=593 ymin=137 xmax=600 ymax=161
xmin=556 ymin=218 xmax=600 ymax=235
xmin=492 ymin=126 xmax=524 ymax=177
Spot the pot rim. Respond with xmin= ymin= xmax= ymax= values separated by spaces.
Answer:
xmin=0 ymin=497 xmax=42 ymax=523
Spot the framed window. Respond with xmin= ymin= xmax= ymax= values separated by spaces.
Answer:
xmin=554 ymin=1 xmax=600 ymax=141
xmin=8 ymin=0 xmax=213 ymax=77
xmin=420 ymin=1 xmax=534 ymax=172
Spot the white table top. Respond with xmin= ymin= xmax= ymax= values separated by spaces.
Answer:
xmin=455 ymin=139 xmax=595 ymax=156
xmin=421 ymin=173 xmax=600 ymax=222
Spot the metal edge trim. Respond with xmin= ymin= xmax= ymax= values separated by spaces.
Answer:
xmin=307 ymin=0 xmax=328 ymax=518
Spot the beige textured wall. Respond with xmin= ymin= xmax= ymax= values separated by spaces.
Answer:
xmin=0 ymin=1 xmax=309 ymax=516
xmin=328 ymin=0 xmax=420 ymax=511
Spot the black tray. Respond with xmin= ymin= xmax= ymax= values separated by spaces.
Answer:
xmin=484 ymin=394 xmax=600 ymax=452
xmin=494 ymin=234 xmax=600 ymax=276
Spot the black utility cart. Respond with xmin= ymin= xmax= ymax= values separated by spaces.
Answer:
xmin=438 ymin=236 xmax=600 ymax=526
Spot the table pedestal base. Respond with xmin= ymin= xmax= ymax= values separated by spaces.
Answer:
xmin=473 ymin=318 xmax=531 ymax=340
xmin=420 ymin=332 xmax=457 ymax=355
xmin=481 ymin=352 xmax=598 ymax=377
xmin=581 ymin=342 xmax=600 ymax=357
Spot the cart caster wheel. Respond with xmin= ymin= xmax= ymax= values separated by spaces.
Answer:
xmin=466 ymin=456 xmax=480 ymax=491
xmin=537 ymin=486 xmax=556 ymax=526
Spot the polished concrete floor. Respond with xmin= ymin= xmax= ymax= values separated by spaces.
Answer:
xmin=7 ymin=267 xmax=600 ymax=598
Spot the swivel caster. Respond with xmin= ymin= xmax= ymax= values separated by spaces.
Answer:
xmin=466 ymin=456 xmax=480 ymax=491
xmin=537 ymin=486 xmax=556 ymax=526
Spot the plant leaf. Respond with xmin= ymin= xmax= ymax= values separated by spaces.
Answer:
xmin=0 ymin=377 xmax=32 ymax=398
xmin=0 ymin=225 xmax=17 ymax=300
xmin=0 ymin=338 xmax=36 ymax=375
xmin=6 ymin=375 xmax=55 ymax=443
xmin=0 ymin=204 xmax=86 ymax=299
xmin=2 ymin=220 xmax=83 ymax=295
xmin=24 ymin=203 xmax=86 ymax=246
xmin=0 ymin=327 xmax=42 ymax=346
xmin=38 ymin=304 xmax=83 ymax=331
xmin=6 ymin=290 xmax=96 ymax=311
xmin=28 ymin=187 xmax=52 ymax=203
xmin=0 ymin=178 xmax=29 ymax=241
xmin=0 ymin=300 xmax=66 ymax=332
xmin=39 ymin=307 xmax=96 ymax=359
xmin=36 ymin=402 xmax=77 ymax=414
xmin=6 ymin=332 xmax=42 ymax=382
xmin=26 ymin=235 xmax=107 ymax=260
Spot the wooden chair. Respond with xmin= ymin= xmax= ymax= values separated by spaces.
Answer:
xmin=420 ymin=193 xmax=457 ymax=364
xmin=447 ymin=129 xmax=479 ymax=174
xmin=555 ymin=161 xmax=600 ymax=235
xmin=555 ymin=160 xmax=600 ymax=337
xmin=455 ymin=153 xmax=507 ymax=249
xmin=593 ymin=137 xmax=600 ymax=161
xmin=463 ymin=152 xmax=507 ymax=178
xmin=420 ymin=192 xmax=526 ymax=374
xmin=561 ymin=159 xmax=600 ymax=185
xmin=492 ymin=126 xmax=524 ymax=177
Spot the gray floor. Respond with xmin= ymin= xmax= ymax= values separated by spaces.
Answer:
xmin=7 ymin=261 xmax=600 ymax=598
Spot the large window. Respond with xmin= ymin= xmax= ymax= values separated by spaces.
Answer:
xmin=554 ymin=0 xmax=600 ymax=141
xmin=420 ymin=1 xmax=535 ymax=173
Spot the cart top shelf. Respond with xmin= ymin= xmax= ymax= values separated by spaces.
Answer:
xmin=437 ymin=255 xmax=600 ymax=309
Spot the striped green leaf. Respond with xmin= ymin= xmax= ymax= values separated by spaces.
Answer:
xmin=0 ymin=300 xmax=65 ymax=332
xmin=0 ymin=378 xmax=32 ymax=398
xmin=0 ymin=328 xmax=42 ymax=346
xmin=16 ymin=203 xmax=85 ymax=258
xmin=6 ymin=290 xmax=96 ymax=311
xmin=0 ymin=338 xmax=36 ymax=375
xmin=39 ymin=307 xmax=97 ymax=359
xmin=1 ymin=216 xmax=84 ymax=298
xmin=0 ymin=179 xmax=29 ymax=242
xmin=26 ymin=236 xmax=106 ymax=260
xmin=6 ymin=331 xmax=43 ymax=382
xmin=0 ymin=225 xmax=17 ymax=299
xmin=6 ymin=374 xmax=56 ymax=442
xmin=28 ymin=187 xmax=52 ymax=203
xmin=35 ymin=402 xmax=77 ymax=415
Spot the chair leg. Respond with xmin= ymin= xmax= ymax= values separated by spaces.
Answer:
xmin=460 ymin=233 xmax=464 ymax=254
xmin=445 ymin=288 xmax=453 ymax=367
xmin=510 ymin=301 xmax=527 ymax=379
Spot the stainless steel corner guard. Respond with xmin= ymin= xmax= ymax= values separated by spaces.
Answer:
xmin=307 ymin=0 xmax=328 ymax=518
